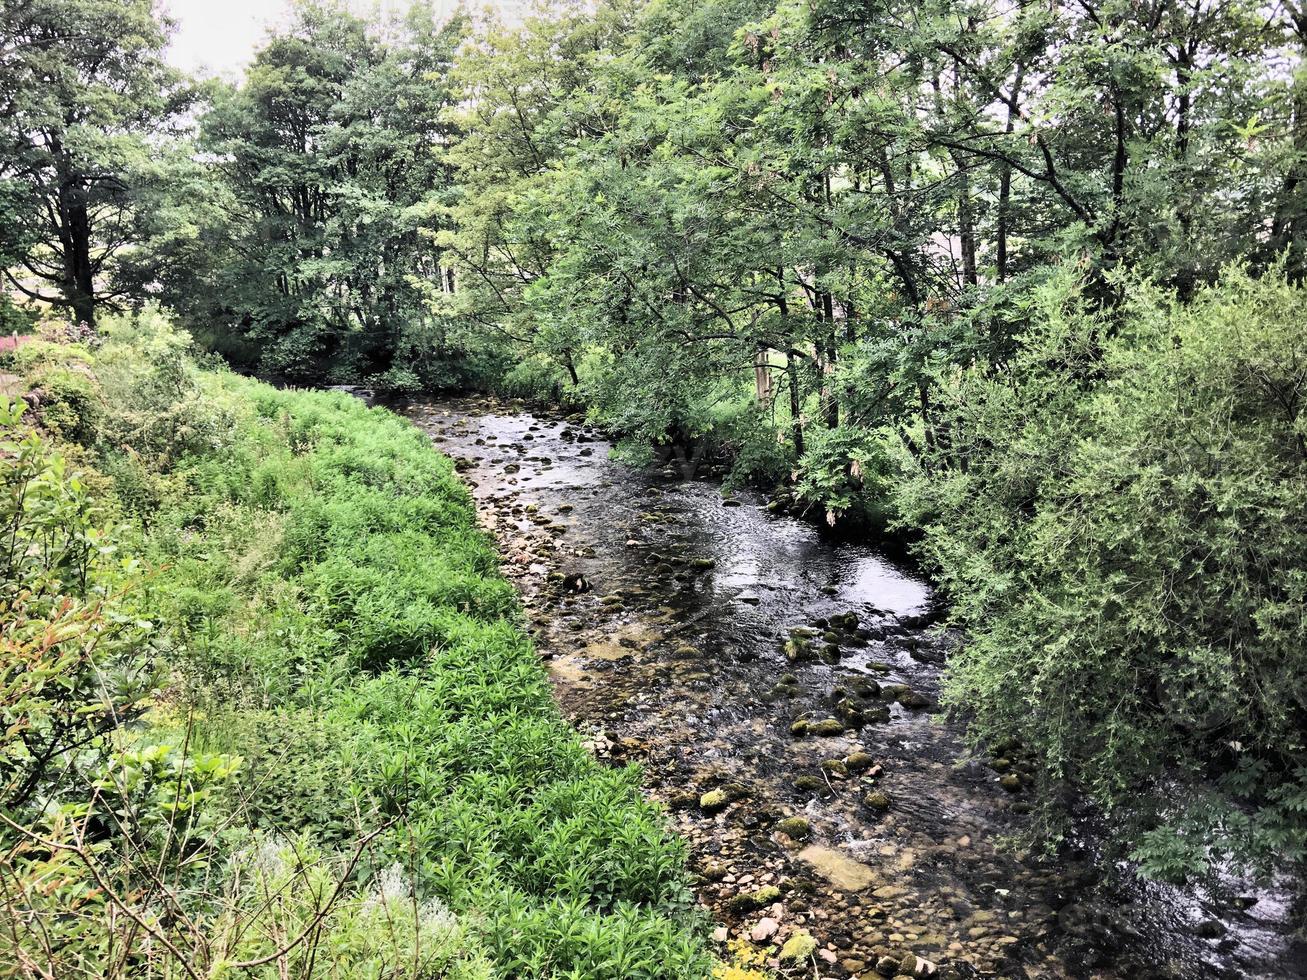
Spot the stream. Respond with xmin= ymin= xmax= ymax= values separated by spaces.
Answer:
xmin=400 ymin=394 xmax=1306 ymax=980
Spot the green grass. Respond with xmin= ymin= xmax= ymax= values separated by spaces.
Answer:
xmin=2 ymin=313 xmax=710 ymax=978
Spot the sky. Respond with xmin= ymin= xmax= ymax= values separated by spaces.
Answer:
xmin=161 ymin=0 xmax=482 ymax=78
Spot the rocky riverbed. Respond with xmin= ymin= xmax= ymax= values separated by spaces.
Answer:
xmin=401 ymin=395 xmax=1306 ymax=980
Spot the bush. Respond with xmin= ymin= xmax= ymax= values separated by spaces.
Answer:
xmin=793 ymin=423 xmax=898 ymax=528
xmin=901 ymin=267 xmax=1307 ymax=880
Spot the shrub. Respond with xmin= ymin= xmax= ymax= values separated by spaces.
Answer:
xmin=793 ymin=423 xmax=898 ymax=528
xmin=901 ymin=267 xmax=1307 ymax=880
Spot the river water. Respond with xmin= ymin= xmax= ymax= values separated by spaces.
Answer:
xmin=401 ymin=395 xmax=1305 ymax=980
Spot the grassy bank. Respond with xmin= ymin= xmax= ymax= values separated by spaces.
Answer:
xmin=0 ymin=312 xmax=708 ymax=978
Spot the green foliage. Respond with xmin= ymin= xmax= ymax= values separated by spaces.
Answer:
xmin=792 ymin=425 xmax=898 ymax=528
xmin=0 ymin=0 xmax=189 ymax=324
xmin=172 ymin=0 xmax=472 ymax=388
xmin=0 ymin=397 xmax=157 ymax=818
xmin=900 ymin=267 xmax=1307 ymax=879
xmin=0 ymin=317 xmax=709 ymax=977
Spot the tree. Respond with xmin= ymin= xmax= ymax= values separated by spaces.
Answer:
xmin=0 ymin=0 xmax=187 ymax=326
xmin=192 ymin=0 xmax=467 ymax=384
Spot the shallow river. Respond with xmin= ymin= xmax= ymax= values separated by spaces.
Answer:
xmin=401 ymin=395 xmax=1306 ymax=980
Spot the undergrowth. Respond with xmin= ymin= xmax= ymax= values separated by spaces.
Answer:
xmin=0 ymin=310 xmax=708 ymax=978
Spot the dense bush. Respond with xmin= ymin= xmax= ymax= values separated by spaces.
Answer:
xmin=900 ymin=268 xmax=1307 ymax=879
xmin=0 ymin=315 xmax=708 ymax=978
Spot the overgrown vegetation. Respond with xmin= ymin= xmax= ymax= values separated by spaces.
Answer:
xmin=3 ymin=0 xmax=1307 ymax=908
xmin=0 ymin=313 xmax=707 ymax=978
xmin=900 ymin=267 xmax=1307 ymax=879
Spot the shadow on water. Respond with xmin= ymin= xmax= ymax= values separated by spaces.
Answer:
xmin=400 ymin=395 xmax=1306 ymax=980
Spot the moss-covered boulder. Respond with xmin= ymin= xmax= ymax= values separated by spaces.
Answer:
xmin=864 ymin=790 xmax=892 ymax=812
xmin=779 ymin=929 xmax=817 ymax=962
xmin=776 ymin=816 xmax=811 ymax=840
xmin=727 ymin=885 xmax=781 ymax=914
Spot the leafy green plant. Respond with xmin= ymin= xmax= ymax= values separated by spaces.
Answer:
xmin=901 ymin=267 xmax=1307 ymax=880
xmin=1 ymin=318 xmax=711 ymax=977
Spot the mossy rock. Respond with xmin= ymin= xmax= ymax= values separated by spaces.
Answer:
xmin=784 ymin=638 xmax=811 ymax=662
xmin=810 ymin=718 xmax=845 ymax=736
xmin=779 ymin=928 xmax=818 ymax=962
xmin=820 ymin=759 xmax=849 ymax=778
xmin=793 ymin=775 xmax=825 ymax=794
xmin=864 ymin=790 xmax=892 ymax=812
xmin=700 ymin=861 xmax=728 ymax=882
xmin=776 ymin=816 xmax=811 ymax=840
xmin=790 ymin=719 xmax=811 ymax=736
xmin=700 ymin=789 xmax=730 ymax=813
xmin=779 ymin=673 xmax=799 ymax=685
xmin=727 ymin=885 xmax=781 ymax=914
xmin=845 ymin=751 xmax=876 ymax=773
xmin=835 ymin=699 xmax=864 ymax=726
xmin=999 ymin=773 xmax=1022 ymax=793
xmin=690 ymin=557 xmax=716 ymax=569
xmin=896 ymin=689 xmax=933 ymax=710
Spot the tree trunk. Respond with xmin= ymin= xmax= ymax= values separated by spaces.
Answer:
xmin=996 ymin=62 xmax=1026 ymax=284
xmin=754 ymin=344 xmax=773 ymax=407
xmin=787 ymin=349 xmax=804 ymax=457
xmin=957 ymin=163 xmax=978 ymax=288
xmin=820 ymin=291 xmax=838 ymax=428
xmin=54 ymin=146 xmax=96 ymax=326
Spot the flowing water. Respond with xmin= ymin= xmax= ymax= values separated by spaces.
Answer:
xmin=400 ymin=394 xmax=1306 ymax=980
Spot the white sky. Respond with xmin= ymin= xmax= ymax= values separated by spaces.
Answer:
xmin=162 ymin=0 xmax=499 ymax=78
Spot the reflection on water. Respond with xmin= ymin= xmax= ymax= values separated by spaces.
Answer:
xmin=401 ymin=396 xmax=1305 ymax=980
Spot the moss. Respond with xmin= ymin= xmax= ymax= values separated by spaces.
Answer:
xmin=779 ymin=929 xmax=817 ymax=962
xmin=809 ymin=718 xmax=846 ymax=736
xmin=820 ymin=759 xmax=849 ymax=778
xmin=776 ymin=816 xmax=811 ymax=840
xmin=727 ymin=885 xmax=781 ymax=914
xmin=864 ymin=791 xmax=892 ymax=812
xmin=844 ymin=752 xmax=876 ymax=773
xmin=700 ymin=789 xmax=729 ymax=813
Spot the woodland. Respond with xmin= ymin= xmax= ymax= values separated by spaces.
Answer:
xmin=2 ymin=0 xmax=1307 ymax=976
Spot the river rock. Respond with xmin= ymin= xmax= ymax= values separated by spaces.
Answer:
xmin=777 ymin=816 xmax=811 ymax=840
xmin=728 ymin=885 xmax=781 ymax=914
xmin=875 ymin=955 xmax=900 ymax=975
xmin=750 ymin=916 xmax=780 ymax=941
xmin=779 ymin=929 xmax=817 ymax=962
xmin=864 ymin=791 xmax=891 ymax=812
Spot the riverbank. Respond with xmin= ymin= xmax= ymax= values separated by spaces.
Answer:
xmin=0 ymin=316 xmax=709 ymax=978
xmin=403 ymin=393 xmax=1307 ymax=980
